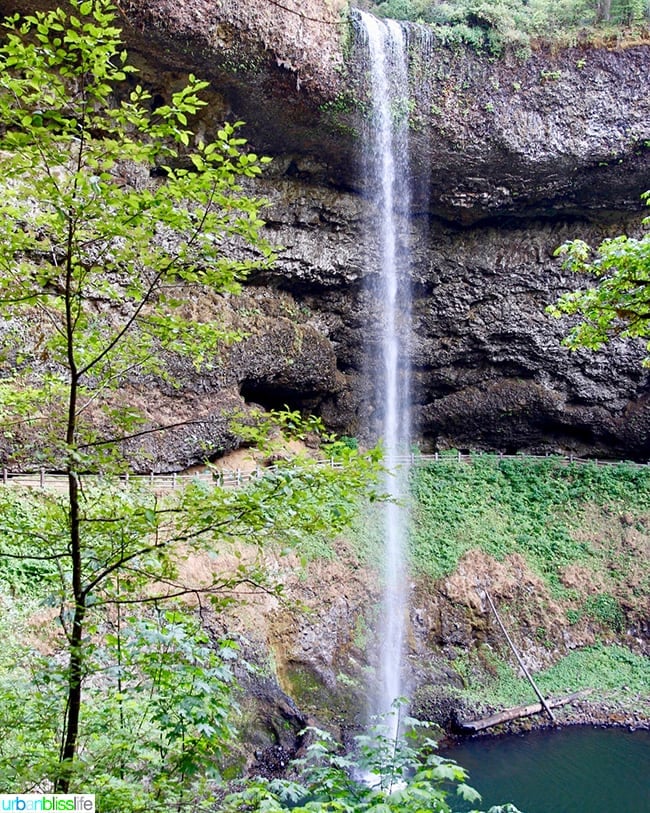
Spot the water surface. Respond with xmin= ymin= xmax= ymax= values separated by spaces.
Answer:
xmin=443 ymin=726 xmax=649 ymax=813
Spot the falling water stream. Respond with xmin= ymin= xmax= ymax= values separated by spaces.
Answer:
xmin=358 ymin=10 xmax=412 ymax=735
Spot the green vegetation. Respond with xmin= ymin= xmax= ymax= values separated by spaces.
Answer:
xmin=408 ymin=455 xmax=650 ymax=591
xmin=0 ymin=445 xmax=379 ymax=803
xmin=0 ymin=1 xmax=647 ymax=806
xmin=549 ymin=192 xmax=650 ymax=364
xmin=456 ymin=643 xmax=650 ymax=712
xmin=0 ymin=0 xmax=380 ymax=801
xmin=404 ymin=455 xmax=648 ymax=720
xmin=222 ymin=721 xmax=521 ymax=813
xmin=368 ymin=0 xmax=650 ymax=53
xmin=0 ymin=602 xmax=239 ymax=807
xmin=0 ymin=0 xmax=275 ymax=790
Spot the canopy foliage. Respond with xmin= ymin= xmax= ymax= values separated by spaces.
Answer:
xmin=0 ymin=0 xmax=381 ymax=799
xmin=369 ymin=0 xmax=650 ymax=52
xmin=548 ymin=192 xmax=650 ymax=363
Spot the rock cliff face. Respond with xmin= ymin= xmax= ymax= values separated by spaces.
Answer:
xmin=257 ymin=183 xmax=650 ymax=458
xmin=1 ymin=0 xmax=650 ymax=461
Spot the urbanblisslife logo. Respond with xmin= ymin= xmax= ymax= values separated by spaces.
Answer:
xmin=0 ymin=797 xmax=94 ymax=812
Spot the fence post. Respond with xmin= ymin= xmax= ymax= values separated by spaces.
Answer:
xmin=40 ymin=468 xmax=45 ymax=488
xmin=150 ymin=471 xmax=154 ymax=486
xmin=172 ymin=472 xmax=177 ymax=489
xmin=2 ymin=468 xmax=6 ymax=485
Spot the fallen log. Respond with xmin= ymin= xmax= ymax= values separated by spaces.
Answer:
xmin=456 ymin=690 xmax=592 ymax=734
xmin=481 ymin=588 xmax=555 ymax=722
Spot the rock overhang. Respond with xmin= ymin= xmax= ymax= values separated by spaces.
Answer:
xmin=1 ymin=1 xmax=648 ymax=224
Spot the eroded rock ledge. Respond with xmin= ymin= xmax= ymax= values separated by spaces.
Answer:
xmin=3 ymin=1 xmax=649 ymax=222
xmin=97 ymin=2 xmax=650 ymax=221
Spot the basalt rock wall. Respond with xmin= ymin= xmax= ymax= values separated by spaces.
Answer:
xmin=1 ymin=0 xmax=650 ymax=462
xmin=258 ymin=179 xmax=650 ymax=459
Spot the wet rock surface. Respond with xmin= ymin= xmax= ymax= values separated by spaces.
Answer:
xmin=3 ymin=0 xmax=648 ymax=221
xmin=40 ymin=1 xmax=649 ymax=223
xmin=201 ymin=542 xmax=649 ymax=755
xmin=258 ymin=188 xmax=650 ymax=459
xmin=0 ymin=1 xmax=649 ymax=461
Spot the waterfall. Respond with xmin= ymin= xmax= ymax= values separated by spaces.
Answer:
xmin=357 ymin=10 xmax=412 ymax=736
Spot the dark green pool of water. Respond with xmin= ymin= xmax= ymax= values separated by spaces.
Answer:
xmin=441 ymin=726 xmax=649 ymax=813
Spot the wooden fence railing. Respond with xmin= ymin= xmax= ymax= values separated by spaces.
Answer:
xmin=0 ymin=452 xmax=647 ymax=493
xmin=0 ymin=460 xmax=345 ymax=493
xmin=405 ymin=451 xmax=649 ymax=468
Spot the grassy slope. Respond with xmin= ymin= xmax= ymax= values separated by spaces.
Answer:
xmin=407 ymin=455 xmax=650 ymax=716
xmin=410 ymin=455 xmax=650 ymax=592
xmin=2 ymin=456 xmax=648 ymax=728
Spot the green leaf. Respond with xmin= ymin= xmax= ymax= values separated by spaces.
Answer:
xmin=457 ymin=782 xmax=482 ymax=803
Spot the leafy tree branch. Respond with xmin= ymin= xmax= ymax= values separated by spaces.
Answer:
xmin=0 ymin=1 xmax=380 ymax=797
xmin=548 ymin=191 xmax=650 ymax=362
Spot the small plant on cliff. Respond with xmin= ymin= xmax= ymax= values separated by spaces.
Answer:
xmin=0 ymin=0 xmax=380 ymax=798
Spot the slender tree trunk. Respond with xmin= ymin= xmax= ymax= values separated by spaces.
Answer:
xmin=55 ymin=207 xmax=84 ymax=792
xmin=55 ymin=407 xmax=85 ymax=792
xmin=55 ymin=545 xmax=85 ymax=792
xmin=597 ymin=0 xmax=612 ymax=22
